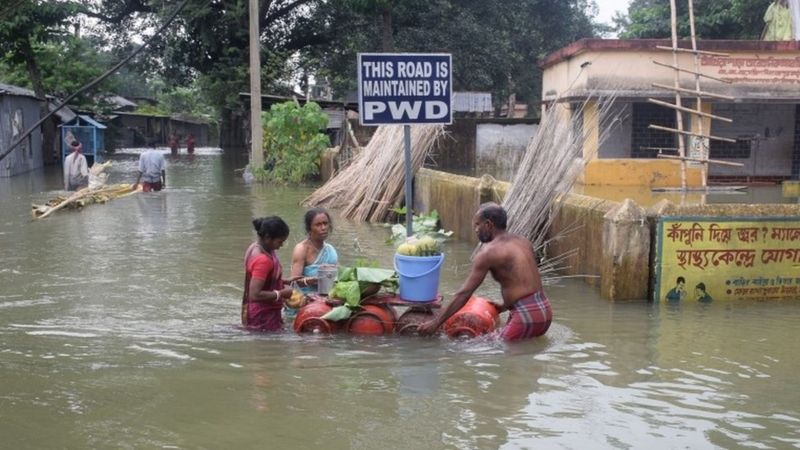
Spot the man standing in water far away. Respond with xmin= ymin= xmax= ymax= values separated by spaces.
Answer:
xmin=418 ymin=202 xmax=553 ymax=341
xmin=132 ymin=143 xmax=166 ymax=192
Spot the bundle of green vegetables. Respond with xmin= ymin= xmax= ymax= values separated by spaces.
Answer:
xmin=321 ymin=266 xmax=398 ymax=321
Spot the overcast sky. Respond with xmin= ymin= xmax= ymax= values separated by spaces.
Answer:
xmin=594 ymin=0 xmax=631 ymax=24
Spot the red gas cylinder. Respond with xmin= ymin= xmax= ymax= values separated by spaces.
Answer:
xmin=443 ymin=296 xmax=499 ymax=339
xmin=346 ymin=304 xmax=397 ymax=336
xmin=395 ymin=309 xmax=435 ymax=336
xmin=293 ymin=300 xmax=340 ymax=334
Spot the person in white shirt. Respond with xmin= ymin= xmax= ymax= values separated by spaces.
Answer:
xmin=63 ymin=140 xmax=89 ymax=191
xmin=133 ymin=143 xmax=166 ymax=192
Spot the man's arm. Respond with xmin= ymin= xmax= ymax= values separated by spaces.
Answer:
xmin=160 ymin=169 xmax=166 ymax=186
xmin=418 ymin=251 xmax=492 ymax=335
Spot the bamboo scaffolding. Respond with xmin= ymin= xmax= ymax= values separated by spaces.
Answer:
xmin=648 ymin=124 xmax=737 ymax=143
xmin=651 ymin=83 xmax=735 ymax=100
xmin=655 ymin=45 xmax=730 ymax=57
xmin=669 ymin=0 xmax=687 ymax=189
xmin=651 ymin=61 xmax=732 ymax=83
xmin=647 ymin=98 xmax=732 ymax=122
xmin=657 ymin=154 xmax=744 ymax=167
xmin=688 ymin=0 xmax=708 ymax=187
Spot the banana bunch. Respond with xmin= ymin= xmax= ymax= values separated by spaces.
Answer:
xmin=285 ymin=289 xmax=305 ymax=309
xmin=396 ymin=235 xmax=441 ymax=257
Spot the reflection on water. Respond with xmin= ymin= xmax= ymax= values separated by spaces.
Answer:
xmin=1 ymin=150 xmax=799 ymax=449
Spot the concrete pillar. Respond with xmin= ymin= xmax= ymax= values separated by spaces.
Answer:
xmin=601 ymin=198 xmax=650 ymax=301
xmin=784 ymin=180 xmax=800 ymax=198
xmin=582 ymin=100 xmax=599 ymax=160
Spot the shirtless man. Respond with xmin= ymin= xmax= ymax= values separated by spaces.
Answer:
xmin=417 ymin=203 xmax=552 ymax=341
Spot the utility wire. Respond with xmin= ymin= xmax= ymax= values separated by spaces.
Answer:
xmin=0 ymin=0 xmax=190 ymax=164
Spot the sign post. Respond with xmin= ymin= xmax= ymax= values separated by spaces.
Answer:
xmin=357 ymin=53 xmax=452 ymax=237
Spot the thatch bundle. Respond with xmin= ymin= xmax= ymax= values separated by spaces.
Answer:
xmin=303 ymin=125 xmax=444 ymax=222
xmin=32 ymin=162 xmax=139 ymax=219
xmin=501 ymin=95 xmax=621 ymax=281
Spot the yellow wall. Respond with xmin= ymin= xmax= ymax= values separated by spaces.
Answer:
xmin=581 ymin=159 xmax=705 ymax=187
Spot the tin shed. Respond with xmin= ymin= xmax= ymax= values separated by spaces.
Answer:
xmin=60 ymin=115 xmax=106 ymax=166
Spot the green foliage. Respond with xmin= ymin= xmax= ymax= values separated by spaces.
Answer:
xmin=301 ymin=0 xmax=598 ymax=111
xmin=387 ymin=210 xmax=453 ymax=249
xmin=616 ymin=0 xmax=772 ymax=40
xmin=259 ymin=101 xmax=330 ymax=183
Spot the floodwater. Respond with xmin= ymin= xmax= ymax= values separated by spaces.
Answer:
xmin=1 ymin=149 xmax=799 ymax=449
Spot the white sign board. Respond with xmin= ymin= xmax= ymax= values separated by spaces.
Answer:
xmin=358 ymin=53 xmax=452 ymax=126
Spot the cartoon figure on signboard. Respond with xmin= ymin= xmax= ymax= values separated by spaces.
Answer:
xmin=665 ymin=276 xmax=687 ymax=302
xmin=694 ymin=282 xmax=713 ymax=303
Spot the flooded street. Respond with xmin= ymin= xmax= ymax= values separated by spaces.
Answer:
xmin=2 ymin=149 xmax=800 ymax=449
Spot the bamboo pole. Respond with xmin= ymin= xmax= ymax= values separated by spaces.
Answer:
xmin=668 ymin=0 xmax=687 ymax=189
xmin=651 ymin=61 xmax=731 ymax=83
xmin=655 ymin=45 xmax=730 ymax=57
xmin=657 ymin=154 xmax=744 ymax=167
xmin=652 ymin=83 xmax=735 ymax=100
xmin=648 ymin=124 xmax=737 ymax=143
xmin=248 ymin=0 xmax=263 ymax=170
xmin=688 ymin=0 xmax=708 ymax=188
xmin=647 ymin=98 xmax=732 ymax=122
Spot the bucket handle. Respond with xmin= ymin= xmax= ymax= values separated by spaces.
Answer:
xmin=393 ymin=255 xmax=444 ymax=279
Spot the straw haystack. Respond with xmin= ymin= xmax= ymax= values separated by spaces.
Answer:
xmin=303 ymin=125 xmax=444 ymax=222
xmin=501 ymin=95 xmax=621 ymax=281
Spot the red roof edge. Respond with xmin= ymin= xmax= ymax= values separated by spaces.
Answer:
xmin=539 ymin=38 xmax=800 ymax=69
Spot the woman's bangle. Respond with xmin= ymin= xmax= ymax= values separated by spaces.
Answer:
xmin=301 ymin=277 xmax=308 ymax=286
xmin=274 ymin=290 xmax=281 ymax=301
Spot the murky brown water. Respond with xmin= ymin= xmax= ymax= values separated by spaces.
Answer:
xmin=1 ymin=149 xmax=799 ymax=449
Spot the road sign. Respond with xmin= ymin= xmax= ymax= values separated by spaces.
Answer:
xmin=358 ymin=53 xmax=452 ymax=126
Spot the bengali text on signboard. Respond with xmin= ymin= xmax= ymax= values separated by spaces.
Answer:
xmin=655 ymin=217 xmax=800 ymax=302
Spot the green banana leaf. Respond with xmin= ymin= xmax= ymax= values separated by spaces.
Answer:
xmin=321 ymin=305 xmax=352 ymax=322
xmin=355 ymin=267 xmax=396 ymax=284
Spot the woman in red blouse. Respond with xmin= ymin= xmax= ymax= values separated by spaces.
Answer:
xmin=242 ymin=216 xmax=294 ymax=331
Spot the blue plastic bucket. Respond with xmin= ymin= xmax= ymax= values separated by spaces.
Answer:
xmin=394 ymin=253 xmax=444 ymax=302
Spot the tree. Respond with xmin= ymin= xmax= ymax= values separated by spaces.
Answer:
xmin=0 ymin=0 xmax=84 ymax=156
xmin=301 ymin=0 xmax=598 ymax=112
xmin=615 ymin=0 xmax=773 ymax=40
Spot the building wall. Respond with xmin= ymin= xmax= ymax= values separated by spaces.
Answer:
xmin=794 ymin=105 xmax=800 ymax=179
xmin=0 ymin=94 xmax=43 ymax=178
xmin=475 ymin=122 xmax=538 ymax=181
xmin=709 ymin=103 xmax=796 ymax=178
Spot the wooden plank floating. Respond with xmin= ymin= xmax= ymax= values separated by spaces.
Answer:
xmin=657 ymin=153 xmax=744 ymax=167
xmin=652 ymin=83 xmax=735 ymax=100
xmin=655 ymin=45 xmax=730 ymax=57
xmin=648 ymin=124 xmax=737 ymax=143
xmin=651 ymin=61 xmax=732 ymax=84
xmin=647 ymin=98 xmax=733 ymax=122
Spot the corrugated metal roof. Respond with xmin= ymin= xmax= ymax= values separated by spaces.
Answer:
xmin=0 ymin=83 xmax=38 ymax=99
xmin=453 ymin=92 xmax=493 ymax=113
xmin=79 ymin=115 xmax=106 ymax=129
xmin=105 ymin=95 xmax=137 ymax=109
xmin=323 ymin=107 xmax=344 ymax=129
xmin=49 ymin=103 xmax=77 ymax=123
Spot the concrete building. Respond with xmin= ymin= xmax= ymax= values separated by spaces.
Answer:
xmin=540 ymin=39 xmax=800 ymax=187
